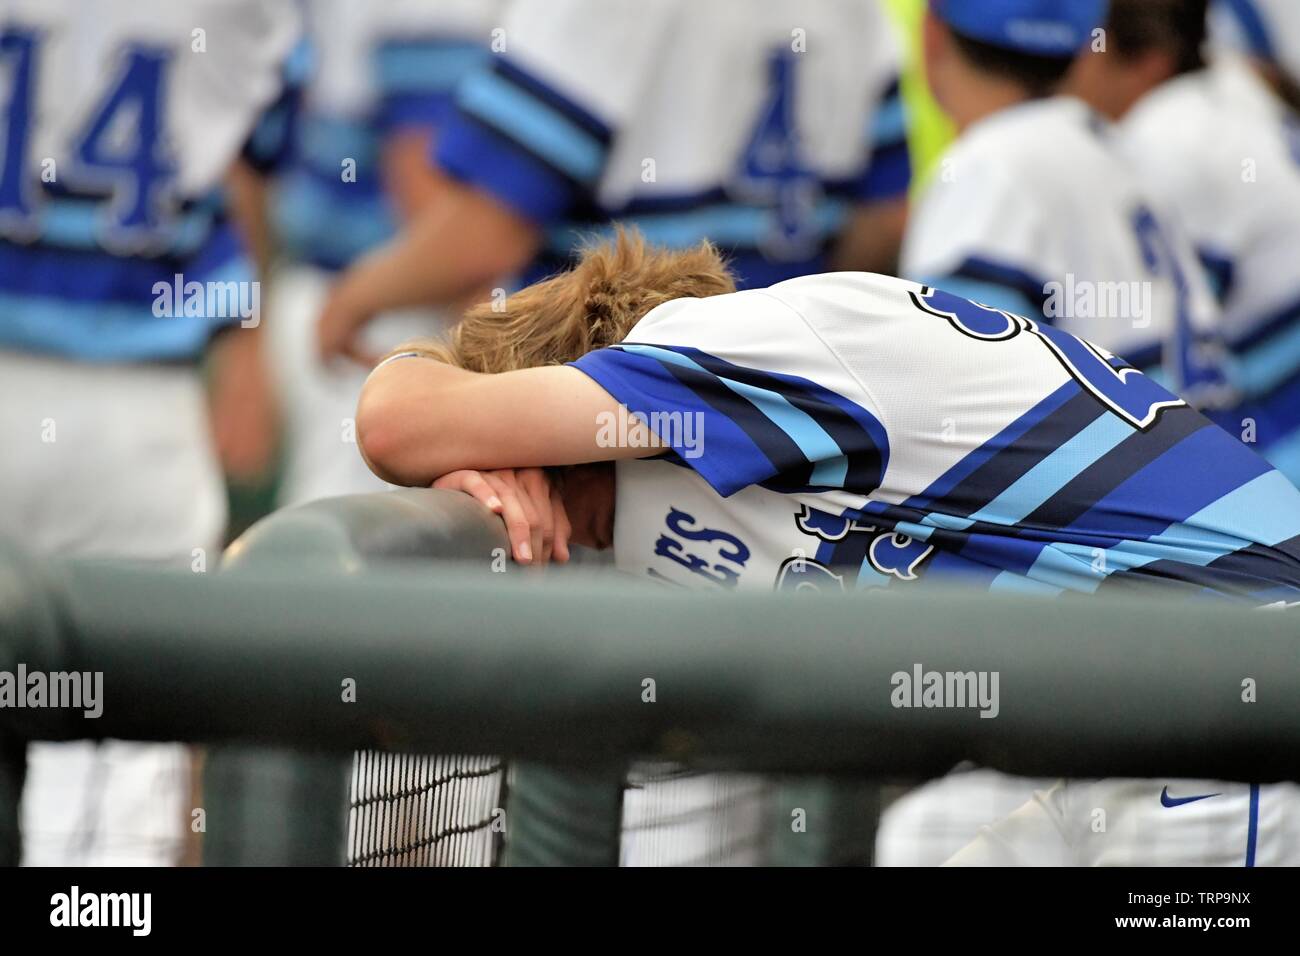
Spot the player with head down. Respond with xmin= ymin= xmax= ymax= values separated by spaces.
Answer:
xmin=359 ymin=230 xmax=1300 ymax=864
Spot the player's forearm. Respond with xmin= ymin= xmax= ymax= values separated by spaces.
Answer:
xmin=357 ymin=357 xmax=653 ymax=487
xmin=336 ymin=182 xmax=542 ymax=317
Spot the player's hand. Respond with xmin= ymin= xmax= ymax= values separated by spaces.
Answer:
xmin=432 ymin=468 xmax=571 ymax=565
xmin=317 ymin=275 xmax=382 ymax=368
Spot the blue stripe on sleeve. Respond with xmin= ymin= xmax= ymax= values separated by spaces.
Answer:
xmin=570 ymin=341 xmax=889 ymax=498
xmin=435 ymin=110 xmax=583 ymax=224
xmin=569 ymin=347 xmax=779 ymax=496
xmin=454 ymin=67 xmax=607 ymax=184
xmin=619 ymin=344 xmax=845 ymax=465
xmin=858 ymin=140 xmax=912 ymax=202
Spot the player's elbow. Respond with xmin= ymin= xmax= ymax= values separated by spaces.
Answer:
xmin=355 ymin=366 xmax=455 ymax=486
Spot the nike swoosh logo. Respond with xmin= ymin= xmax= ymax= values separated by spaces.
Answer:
xmin=1160 ymin=786 xmax=1220 ymax=808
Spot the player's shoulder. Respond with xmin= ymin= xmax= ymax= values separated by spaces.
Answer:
xmin=763 ymin=271 xmax=918 ymax=323
xmin=625 ymin=273 xmax=917 ymax=357
xmin=951 ymin=97 xmax=1105 ymax=171
xmin=1122 ymin=67 xmax=1231 ymax=158
xmin=926 ymin=97 xmax=1120 ymax=223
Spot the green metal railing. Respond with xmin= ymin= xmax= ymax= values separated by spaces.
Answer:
xmin=1 ymin=489 xmax=1298 ymax=866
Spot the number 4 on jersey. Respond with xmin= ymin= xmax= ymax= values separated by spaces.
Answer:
xmin=911 ymin=285 xmax=1186 ymax=430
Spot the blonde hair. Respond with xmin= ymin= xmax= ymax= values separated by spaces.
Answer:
xmin=393 ymin=227 xmax=735 ymax=373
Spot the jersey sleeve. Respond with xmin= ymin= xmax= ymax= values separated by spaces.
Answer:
xmin=367 ymin=0 xmax=502 ymax=132
xmin=568 ymin=292 xmax=890 ymax=499
xmin=856 ymin=75 xmax=913 ymax=203
xmin=900 ymin=152 xmax=1052 ymax=319
xmin=239 ymin=38 xmax=310 ymax=174
xmin=432 ymin=0 xmax=675 ymax=225
xmin=854 ymin=7 xmax=912 ymax=205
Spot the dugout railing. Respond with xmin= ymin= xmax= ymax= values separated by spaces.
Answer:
xmin=0 ymin=489 xmax=1298 ymax=866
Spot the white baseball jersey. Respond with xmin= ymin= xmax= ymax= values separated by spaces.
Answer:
xmin=566 ymin=272 xmax=1300 ymax=603
xmin=0 ymin=0 xmax=298 ymax=361
xmin=433 ymin=0 xmax=910 ymax=288
xmin=902 ymin=96 xmax=1223 ymax=400
xmin=947 ymin=778 xmax=1300 ymax=866
xmin=1118 ymin=57 xmax=1300 ymax=482
xmin=1211 ymin=0 xmax=1300 ymax=82
xmin=273 ymin=0 xmax=505 ymax=269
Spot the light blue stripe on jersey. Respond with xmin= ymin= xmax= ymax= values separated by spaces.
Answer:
xmin=989 ymin=571 xmax=1066 ymax=596
xmin=274 ymin=173 xmax=394 ymax=267
xmin=1264 ymin=427 xmax=1300 ymax=478
xmin=893 ymin=521 xmax=935 ymax=543
xmin=618 ymin=343 xmax=845 ymax=468
xmin=375 ymin=45 xmax=484 ymax=93
xmin=1233 ymin=317 xmax=1300 ymax=396
xmin=0 ymin=254 xmax=252 ymax=361
xmin=870 ymin=95 xmax=907 ymax=146
xmin=922 ymin=512 xmax=975 ymax=532
xmin=300 ymin=115 xmax=380 ymax=168
xmin=966 ymin=414 xmax=1133 ymax=526
xmin=855 ymin=560 xmax=892 ymax=589
xmin=28 ymin=199 xmax=212 ymax=256
xmin=456 ymin=69 xmax=605 ymax=183
xmin=1026 ymin=469 xmax=1300 ymax=590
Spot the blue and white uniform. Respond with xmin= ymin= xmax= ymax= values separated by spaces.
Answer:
xmin=573 ymin=272 xmax=1300 ymax=603
xmin=570 ymin=271 xmax=1300 ymax=867
xmin=1118 ymin=55 xmax=1300 ymax=485
xmin=0 ymin=0 xmax=297 ymax=866
xmin=432 ymin=0 xmax=911 ymax=289
xmin=0 ymin=0 xmax=296 ymax=361
xmin=267 ymin=0 xmax=504 ymax=507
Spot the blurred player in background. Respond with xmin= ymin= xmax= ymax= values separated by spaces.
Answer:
xmin=316 ymin=0 xmax=912 ymax=364
xmin=0 ymin=0 xmax=296 ymax=864
xmin=1209 ymin=0 xmax=1300 ymax=111
xmin=267 ymin=0 xmax=505 ymax=507
xmin=902 ymin=0 xmax=1225 ymax=405
xmin=884 ymin=0 xmax=1228 ymax=865
xmin=1070 ymin=0 xmax=1300 ymax=486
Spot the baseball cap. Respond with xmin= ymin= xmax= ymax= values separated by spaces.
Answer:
xmin=932 ymin=0 xmax=1110 ymax=57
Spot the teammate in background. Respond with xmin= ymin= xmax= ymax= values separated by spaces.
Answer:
xmin=0 ymin=0 xmax=298 ymax=865
xmin=1209 ymin=0 xmax=1300 ymax=111
xmin=1070 ymin=0 xmax=1300 ymax=485
xmin=317 ymin=0 xmax=912 ymax=363
xmin=901 ymin=0 xmax=1226 ymax=405
xmin=266 ymin=0 xmax=506 ymax=507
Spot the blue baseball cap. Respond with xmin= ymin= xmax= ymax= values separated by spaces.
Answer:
xmin=932 ymin=0 xmax=1110 ymax=57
